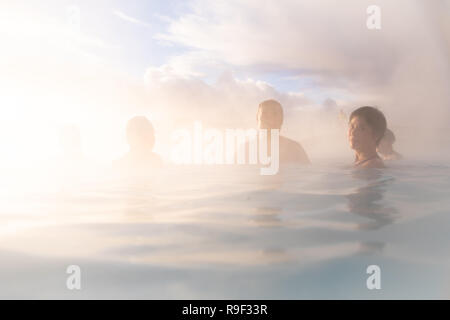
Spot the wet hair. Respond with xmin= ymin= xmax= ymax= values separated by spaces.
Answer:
xmin=381 ymin=128 xmax=396 ymax=144
xmin=258 ymin=99 xmax=284 ymax=128
xmin=349 ymin=106 xmax=387 ymax=145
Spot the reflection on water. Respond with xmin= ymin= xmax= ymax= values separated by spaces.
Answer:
xmin=346 ymin=169 xmax=398 ymax=230
xmin=253 ymin=207 xmax=282 ymax=227
xmin=1 ymin=163 xmax=450 ymax=298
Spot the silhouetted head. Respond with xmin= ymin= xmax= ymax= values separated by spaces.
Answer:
xmin=377 ymin=128 xmax=396 ymax=155
xmin=348 ymin=106 xmax=386 ymax=152
xmin=126 ymin=116 xmax=155 ymax=151
xmin=257 ymin=99 xmax=283 ymax=130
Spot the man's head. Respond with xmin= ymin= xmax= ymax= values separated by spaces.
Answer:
xmin=126 ymin=116 xmax=155 ymax=151
xmin=377 ymin=128 xmax=396 ymax=155
xmin=257 ymin=99 xmax=283 ymax=130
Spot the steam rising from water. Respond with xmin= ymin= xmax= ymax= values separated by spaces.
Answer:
xmin=0 ymin=0 xmax=449 ymax=175
xmin=0 ymin=1 xmax=450 ymax=299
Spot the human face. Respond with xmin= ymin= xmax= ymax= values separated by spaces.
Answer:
xmin=348 ymin=116 xmax=377 ymax=152
xmin=127 ymin=126 xmax=155 ymax=151
xmin=257 ymin=107 xmax=282 ymax=130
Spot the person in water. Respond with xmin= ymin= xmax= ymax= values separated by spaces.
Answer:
xmin=114 ymin=116 xmax=162 ymax=170
xmin=246 ymin=99 xmax=310 ymax=164
xmin=348 ymin=106 xmax=386 ymax=168
xmin=377 ymin=128 xmax=403 ymax=160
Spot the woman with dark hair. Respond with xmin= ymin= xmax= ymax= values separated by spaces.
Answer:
xmin=377 ymin=128 xmax=403 ymax=160
xmin=348 ymin=106 xmax=386 ymax=168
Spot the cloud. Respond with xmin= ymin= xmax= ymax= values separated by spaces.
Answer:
xmin=113 ymin=9 xmax=152 ymax=28
xmin=144 ymin=65 xmax=315 ymax=126
xmin=142 ymin=65 xmax=354 ymax=161
xmin=155 ymin=0 xmax=450 ymax=155
xmin=158 ymin=0 xmax=448 ymax=87
xmin=2 ymin=0 xmax=449 ymax=165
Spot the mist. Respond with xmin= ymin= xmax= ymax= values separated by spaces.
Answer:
xmin=0 ymin=0 xmax=449 ymax=177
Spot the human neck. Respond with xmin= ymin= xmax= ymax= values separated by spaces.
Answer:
xmin=355 ymin=149 xmax=378 ymax=163
xmin=260 ymin=128 xmax=281 ymax=154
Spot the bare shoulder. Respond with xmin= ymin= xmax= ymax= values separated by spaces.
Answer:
xmin=384 ymin=152 xmax=403 ymax=161
xmin=280 ymin=136 xmax=311 ymax=164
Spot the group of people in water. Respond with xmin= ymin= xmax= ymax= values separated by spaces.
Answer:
xmin=115 ymin=99 xmax=402 ymax=171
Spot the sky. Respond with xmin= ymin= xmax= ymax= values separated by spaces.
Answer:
xmin=0 ymin=0 xmax=449 ymax=166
